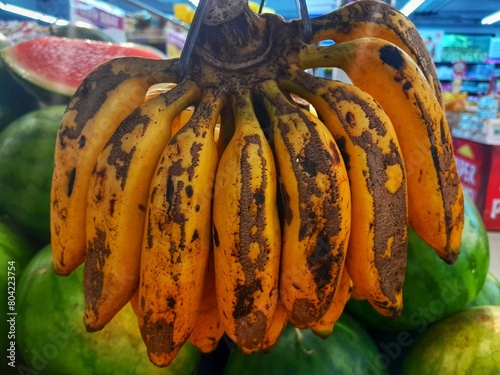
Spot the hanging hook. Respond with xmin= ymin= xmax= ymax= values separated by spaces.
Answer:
xmin=297 ymin=0 xmax=312 ymax=43
xmin=258 ymin=0 xmax=265 ymax=14
xmin=177 ymin=0 xmax=211 ymax=81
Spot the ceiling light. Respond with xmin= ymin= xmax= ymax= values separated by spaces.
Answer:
xmin=399 ymin=0 xmax=426 ymax=17
xmin=481 ymin=10 xmax=500 ymax=25
xmin=0 ymin=2 xmax=61 ymax=23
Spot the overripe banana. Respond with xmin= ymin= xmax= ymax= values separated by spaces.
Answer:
xmin=311 ymin=266 xmax=352 ymax=338
xmin=280 ymin=67 xmax=408 ymax=318
xmin=51 ymin=57 xmax=178 ymax=276
xmin=303 ymin=0 xmax=442 ymax=105
xmin=261 ymin=301 xmax=288 ymax=352
xmin=299 ymin=37 xmax=463 ymax=263
xmin=260 ymin=79 xmax=351 ymax=328
xmin=139 ymin=88 xmax=224 ymax=366
xmin=84 ymin=82 xmax=200 ymax=332
xmin=188 ymin=249 xmax=225 ymax=353
xmin=212 ymin=89 xmax=281 ymax=353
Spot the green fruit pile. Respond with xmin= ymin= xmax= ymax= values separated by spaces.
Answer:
xmin=0 ymin=105 xmax=65 ymax=242
xmin=225 ymin=313 xmax=389 ymax=375
xmin=402 ymin=306 xmax=500 ymax=374
xmin=16 ymin=245 xmax=201 ymax=375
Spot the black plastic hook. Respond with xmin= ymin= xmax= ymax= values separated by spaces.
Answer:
xmin=177 ymin=0 xmax=211 ymax=81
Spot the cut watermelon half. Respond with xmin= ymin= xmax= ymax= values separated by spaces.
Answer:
xmin=0 ymin=36 xmax=166 ymax=98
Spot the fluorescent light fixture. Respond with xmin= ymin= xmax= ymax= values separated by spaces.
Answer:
xmin=481 ymin=10 xmax=500 ymax=25
xmin=399 ymin=0 xmax=426 ymax=17
xmin=0 ymin=2 xmax=66 ymax=24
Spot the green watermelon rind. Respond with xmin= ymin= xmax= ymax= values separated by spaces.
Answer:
xmin=467 ymin=272 xmax=500 ymax=307
xmin=16 ymin=245 xmax=201 ymax=374
xmin=224 ymin=313 xmax=389 ymax=375
xmin=0 ymin=105 xmax=67 ymax=241
xmin=401 ymin=306 xmax=500 ymax=375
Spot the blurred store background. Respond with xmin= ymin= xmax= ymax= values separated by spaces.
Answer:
xmin=1 ymin=0 xmax=500 ymax=276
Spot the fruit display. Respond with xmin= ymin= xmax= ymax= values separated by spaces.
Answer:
xmin=467 ymin=272 xmax=500 ymax=307
xmin=224 ymin=313 xmax=389 ymax=375
xmin=0 ymin=216 xmax=37 ymax=360
xmin=47 ymin=0 xmax=465 ymax=368
xmin=0 ymin=105 xmax=66 ymax=242
xmin=16 ymin=245 xmax=200 ymax=375
xmin=401 ymin=306 xmax=500 ymax=374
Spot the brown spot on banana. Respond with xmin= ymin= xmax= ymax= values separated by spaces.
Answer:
xmin=83 ymin=228 xmax=111 ymax=331
xmin=279 ymin=69 xmax=407 ymax=314
xmin=260 ymin=81 xmax=349 ymax=326
xmin=58 ymin=57 xmax=178 ymax=147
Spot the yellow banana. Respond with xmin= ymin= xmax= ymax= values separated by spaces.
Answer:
xmin=299 ymin=37 xmax=464 ymax=263
xmin=212 ymin=90 xmax=281 ymax=353
xmin=311 ymin=265 xmax=352 ymax=339
xmin=139 ymin=89 xmax=224 ymax=367
xmin=83 ymin=81 xmax=201 ymax=332
xmin=280 ymin=67 xmax=408 ymax=318
xmin=261 ymin=301 xmax=288 ymax=352
xmin=306 ymin=0 xmax=442 ymax=105
xmin=259 ymin=79 xmax=351 ymax=328
xmin=188 ymin=249 xmax=224 ymax=353
xmin=51 ymin=57 xmax=178 ymax=276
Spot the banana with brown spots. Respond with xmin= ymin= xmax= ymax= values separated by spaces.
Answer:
xmin=83 ymin=81 xmax=200 ymax=333
xmin=280 ymin=67 xmax=408 ymax=318
xmin=299 ymin=37 xmax=464 ymax=264
xmin=311 ymin=265 xmax=352 ymax=338
xmin=139 ymin=89 xmax=224 ymax=367
xmin=303 ymin=0 xmax=442 ymax=105
xmin=212 ymin=89 xmax=281 ymax=353
xmin=260 ymin=79 xmax=351 ymax=329
xmin=188 ymin=249 xmax=225 ymax=353
xmin=51 ymin=57 xmax=178 ymax=276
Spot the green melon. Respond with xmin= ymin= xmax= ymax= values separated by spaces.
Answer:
xmin=401 ymin=306 xmax=500 ymax=374
xmin=15 ymin=245 xmax=201 ymax=374
xmin=347 ymin=194 xmax=490 ymax=331
xmin=0 ymin=215 xmax=37 ymax=373
xmin=0 ymin=105 xmax=66 ymax=241
xmin=468 ymin=272 xmax=500 ymax=307
xmin=0 ymin=36 xmax=166 ymax=104
xmin=224 ymin=313 xmax=389 ymax=375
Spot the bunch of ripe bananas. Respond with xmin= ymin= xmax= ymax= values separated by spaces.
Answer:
xmin=50 ymin=0 xmax=464 ymax=367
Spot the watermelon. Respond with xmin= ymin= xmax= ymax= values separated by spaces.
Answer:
xmin=347 ymin=193 xmax=490 ymax=331
xmin=0 ymin=216 xmax=37 ymax=373
xmin=401 ymin=306 xmax=500 ymax=374
xmin=467 ymin=272 xmax=500 ymax=307
xmin=0 ymin=105 xmax=66 ymax=242
xmin=15 ymin=245 xmax=201 ymax=374
xmin=0 ymin=36 xmax=165 ymax=104
xmin=224 ymin=314 xmax=389 ymax=375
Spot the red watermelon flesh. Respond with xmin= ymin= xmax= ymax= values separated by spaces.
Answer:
xmin=0 ymin=36 xmax=165 ymax=97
